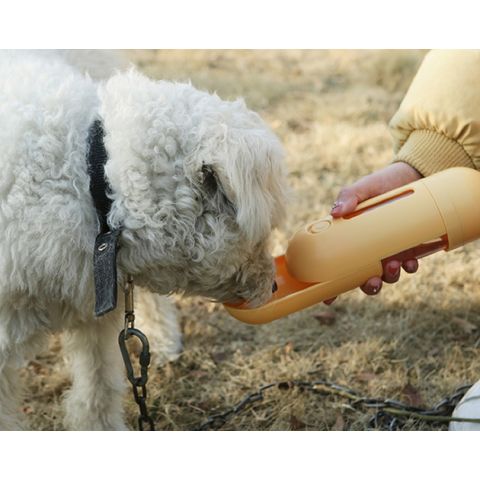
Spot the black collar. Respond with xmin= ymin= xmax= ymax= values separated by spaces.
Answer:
xmin=86 ymin=120 xmax=112 ymax=234
xmin=86 ymin=119 xmax=121 ymax=317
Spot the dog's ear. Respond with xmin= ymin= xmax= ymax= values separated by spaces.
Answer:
xmin=185 ymin=98 xmax=288 ymax=244
xmin=221 ymin=129 xmax=288 ymax=244
xmin=200 ymin=164 xmax=237 ymax=216
xmin=201 ymin=164 xmax=220 ymax=196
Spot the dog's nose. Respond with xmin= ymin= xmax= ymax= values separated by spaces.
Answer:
xmin=272 ymin=281 xmax=278 ymax=293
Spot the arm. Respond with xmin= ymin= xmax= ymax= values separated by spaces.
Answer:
xmin=328 ymin=50 xmax=480 ymax=302
xmin=390 ymin=49 xmax=480 ymax=176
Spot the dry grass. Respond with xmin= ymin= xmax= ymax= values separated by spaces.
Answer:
xmin=21 ymin=50 xmax=480 ymax=430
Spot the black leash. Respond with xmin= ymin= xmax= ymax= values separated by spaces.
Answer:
xmin=86 ymin=120 xmax=155 ymax=430
xmin=118 ymin=276 xmax=155 ymax=430
xmin=196 ymin=379 xmax=475 ymax=431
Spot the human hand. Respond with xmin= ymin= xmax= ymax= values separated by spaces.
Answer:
xmin=324 ymin=162 xmax=422 ymax=304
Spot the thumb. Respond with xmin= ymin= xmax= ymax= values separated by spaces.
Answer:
xmin=331 ymin=186 xmax=362 ymax=218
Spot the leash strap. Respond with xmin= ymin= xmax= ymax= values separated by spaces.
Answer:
xmin=87 ymin=120 xmax=121 ymax=316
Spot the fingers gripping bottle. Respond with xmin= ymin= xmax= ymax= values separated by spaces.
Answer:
xmin=225 ymin=167 xmax=480 ymax=324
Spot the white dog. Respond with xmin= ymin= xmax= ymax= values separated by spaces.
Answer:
xmin=0 ymin=51 xmax=287 ymax=430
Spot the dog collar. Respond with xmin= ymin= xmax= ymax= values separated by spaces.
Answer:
xmin=86 ymin=119 xmax=121 ymax=317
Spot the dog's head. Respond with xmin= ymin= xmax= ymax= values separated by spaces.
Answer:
xmin=102 ymin=70 xmax=288 ymax=307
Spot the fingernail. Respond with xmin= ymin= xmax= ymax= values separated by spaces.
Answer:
xmin=405 ymin=260 xmax=417 ymax=273
xmin=387 ymin=264 xmax=397 ymax=275
xmin=331 ymin=201 xmax=342 ymax=212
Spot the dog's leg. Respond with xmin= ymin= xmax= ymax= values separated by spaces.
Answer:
xmin=135 ymin=289 xmax=183 ymax=368
xmin=62 ymin=314 xmax=128 ymax=430
xmin=0 ymin=355 xmax=26 ymax=430
xmin=0 ymin=306 xmax=48 ymax=431
xmin=0 ymin=302 xmax=48 ymax=430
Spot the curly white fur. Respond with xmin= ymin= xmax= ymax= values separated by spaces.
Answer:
xmin=0 ymin=51 xmax=287 ymax=430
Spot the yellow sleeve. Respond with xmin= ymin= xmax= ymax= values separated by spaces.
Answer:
xmin=389 ymin=50 xmax=480 ymax=176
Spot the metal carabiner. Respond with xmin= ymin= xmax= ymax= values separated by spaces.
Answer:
xmin=118 ymin=327 xmax=151 ymax=386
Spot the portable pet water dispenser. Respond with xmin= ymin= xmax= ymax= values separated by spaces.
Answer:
xmin=225 ymin=167 xmax=480 ymax=324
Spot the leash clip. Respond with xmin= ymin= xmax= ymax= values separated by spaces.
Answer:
xmin=118 ymin=274 xmax=155 ymax=431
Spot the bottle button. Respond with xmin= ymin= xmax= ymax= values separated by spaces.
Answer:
xmin=308 ymin=219 xmax=332 ymax=233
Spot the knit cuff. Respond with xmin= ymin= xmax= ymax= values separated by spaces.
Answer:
xmin=393 ymin=130 xmax=475 ymax=177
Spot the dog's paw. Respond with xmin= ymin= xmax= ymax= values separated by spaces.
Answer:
xmin=64 ymin=415 xmax=129 ymax=431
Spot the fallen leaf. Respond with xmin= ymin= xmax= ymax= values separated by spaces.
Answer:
xmin=284 ymin=342 xmax=294 ymax=355
xmin=290 ymin=414 xmax=306 ymax=430
xmin=451 ymin=317 xmax=477 ymax=334
xmin=287 ymin=119 xmax=308 ymax=133
xmin=211 ymin=351 xmax=228 ymax=364
xmin=193 ymin=401 xmax=211 ymax=412
xmin=314 ymin=311 xmax=336 ymax=326
xmin=333 ymin=413 xmax=345 ymax=431
xmin=356 ymin=371 xmax=376 ymax=382
xmin=401 ymin=383 xmax=424 ymax=407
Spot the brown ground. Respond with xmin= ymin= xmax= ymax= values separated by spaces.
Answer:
xmin=21 ymin=50 xmax=480 ymax=430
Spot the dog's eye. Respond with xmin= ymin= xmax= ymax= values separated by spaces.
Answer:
xmin=202 ymin=165 xmax=218 ymax=196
